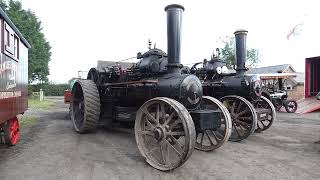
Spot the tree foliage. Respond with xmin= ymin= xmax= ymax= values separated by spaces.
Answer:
xmin=219 ymin=36 xmax=260 ymax=68
xmin=0 ymin=0 xmax=51 ymax=83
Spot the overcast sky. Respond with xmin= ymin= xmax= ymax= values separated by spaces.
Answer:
xmin=20 ymin=0 xmax=319 ymax=83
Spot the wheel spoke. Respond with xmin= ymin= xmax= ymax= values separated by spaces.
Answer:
xmin=164 ymin=140 xmax=183 ymax=157
xmin=144 ymin=110 xmax=158 ymax=126
xmin=205 ymin=130 xmax=214 ymax=145
xmin=211 ymin=130 xmax=220 ymax=142
xmin=170 ymin=131 xmax=185 ymax=136
xmin=233 ymin=124 xmax=242 ymax=137
xmin=159 ymin=141 xmax=167 ymax=164
xmin=156 ymin=104 xmax=160 ymax=124
xmin=236 ymin=101 xmax=243 ymax=113
xmin=237 ymin=109 xmax=249 ymax=117
xmin=139 ymin=130 xmax=155 ymax=137
xmin=168 ymin=119 xmax=181 ymax=130
xmin=169 ymin=135 xmax=184 ymax=149
xmin=200 ymin=132 xmax=204 ymax=146
xmin=163 ymin=111 xmax=176 ymax=127
xmin=160 ymin=103 xmax=166 ymax=123
xmin=231 ymin=102 xmax=236 ymax=113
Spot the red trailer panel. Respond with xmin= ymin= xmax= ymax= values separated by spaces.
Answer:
xmin=0 ymin=8 xmax=30 ymax=145
xmin=305 ymin=56 xmax=320 ymax=98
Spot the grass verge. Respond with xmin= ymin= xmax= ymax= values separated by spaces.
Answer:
xmin=18 ymin=115 xmax=38 ymax=127
xmin=28 ymin=97 xmax=54 ymax=110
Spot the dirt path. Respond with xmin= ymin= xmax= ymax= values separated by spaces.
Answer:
xmin=0 ymin=97 xmax=319 ymax=180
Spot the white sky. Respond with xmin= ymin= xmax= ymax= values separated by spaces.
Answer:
xmin=20 ymin=0 xmax=320 ymax=83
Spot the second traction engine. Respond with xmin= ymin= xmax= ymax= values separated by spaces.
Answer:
xmin=70 ymin=4 xmax=232 ymax=171
xmin=190 ymin=30 xmax=276 ymax=142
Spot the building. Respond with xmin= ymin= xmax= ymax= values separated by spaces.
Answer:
xmin=247 ymin=64 xmax=305 ymax=100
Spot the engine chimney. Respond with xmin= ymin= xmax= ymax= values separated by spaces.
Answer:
xmin=165 ymin=4 xmax=184 ymax=73
xmin=234 ymin=29 xmax=248 ymax=76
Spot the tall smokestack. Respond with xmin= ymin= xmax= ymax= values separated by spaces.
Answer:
xmin=234 ymin=29 xmax=248 ymax=76
xmin=165 ymin=4 xmax=184 ymax=73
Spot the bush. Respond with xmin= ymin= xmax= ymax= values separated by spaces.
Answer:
xmin=28 ymin=83 xmax=69 ymax=96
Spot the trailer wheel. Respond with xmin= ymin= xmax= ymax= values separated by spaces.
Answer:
xmin=135 ymin=97 xmax=196 ymax=171
xmin=3 ymin=117 xmax=20 ymax=146
xmin=195 ymin=96 xmax=232 ymax=151
xmin=284 ymin=100 xmax=298 ymax=113
xmin=220 ymin=95 xmax=257 ymax=142
xmin=254 ymin=96 xmax=276 ymax=132
xmin=71 ymin=79 xmax=100 ymax=133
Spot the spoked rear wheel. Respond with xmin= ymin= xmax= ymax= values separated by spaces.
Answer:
xmin=254 ymin=96 xmax=276 ymax=132
xmin=135 ymin=97 xmax=196 ymax=171
xmin=71 ymin=80 xmax=100 ymax=133
xmin=284 ymin=100 xmax=298 ymax=113
xmin=3 ymin=117 xmax=20 ymax=146
xmin=220 ymin=95 xmax=257 ymax=142
xmin=195 ymin=96 xmax=232 ymax=151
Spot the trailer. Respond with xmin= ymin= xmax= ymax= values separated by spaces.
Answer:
xmin=0 ymin=8 xmax=30 ymax=145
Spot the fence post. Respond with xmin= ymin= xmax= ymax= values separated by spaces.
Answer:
xmin=40 ymin=89 xmax=44 ymax=101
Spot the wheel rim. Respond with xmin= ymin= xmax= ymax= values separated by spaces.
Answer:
xmin=220 ymin=95 xmax=257 ymax=142
xmin=255 ymin=96 xmax=275 ymax=132
xmin=9 ymin=117 xmax=19 ymax=145
xmin=135 ymin=97 xmax=195 ymax=171
xmin=72 ymin=83 xmax=85 ymax=130
xmin=195 ymin=96 xmax=232 ymax=151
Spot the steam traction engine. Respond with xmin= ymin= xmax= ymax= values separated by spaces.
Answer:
xmin=70 ymin=4 xmax=232 ymax=171
xmin=0 ymin=8 xmax=30 ymax=146
xmin=190 ymin=30 xmax=276 ymax=142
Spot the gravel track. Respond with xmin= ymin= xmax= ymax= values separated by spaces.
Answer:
xmin=0 ymin=97 xmax=319 ymax=180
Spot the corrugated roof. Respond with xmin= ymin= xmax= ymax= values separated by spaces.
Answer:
xmin=247 ymin=64 xmax=292 ymax=74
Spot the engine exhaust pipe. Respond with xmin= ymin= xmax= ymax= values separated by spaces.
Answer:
xmin=165 ymin=4 xmax=184 ymax=73
xmin=234 ymin=29 xmax=248 ymax=76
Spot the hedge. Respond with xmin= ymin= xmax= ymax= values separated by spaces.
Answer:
xmin=28 ymin=84 xmax=69 ymax=96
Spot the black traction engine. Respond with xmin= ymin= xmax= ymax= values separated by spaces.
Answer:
xmin=70 ymin=4 xmax=232 ymax=171
xmin=190 ymin=30 xmax=276 ymax=142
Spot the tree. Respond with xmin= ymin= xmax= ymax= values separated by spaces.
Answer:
xmin=0 ymin=0 xmax=51 ymax=83
xmin=219 ymin=36 xmax=260 ymax=68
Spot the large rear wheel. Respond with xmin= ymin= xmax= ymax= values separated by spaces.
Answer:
xmin=195 ymin=96 xmax=232 ymax=151
xmin=71 ymin=79 xmax=100 ymax=133
xmin=220 ymin=95 xmax=257 ymax=142
xmin=135 ymin=97 xmax=196 ymax=171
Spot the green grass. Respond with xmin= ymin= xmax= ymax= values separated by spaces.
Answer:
xmin=28 ymin=97 xmax=54 ymax=110
xmin=18 ymin=115 xmax=38 ymax=127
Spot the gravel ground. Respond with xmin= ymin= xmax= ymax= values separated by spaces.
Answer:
xmin=0 ymin=97 xmax=319 ymax=180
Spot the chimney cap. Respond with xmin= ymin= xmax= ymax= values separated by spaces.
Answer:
xmin=165 ymin=4 xmax=185 ymax=11
xmin=234 ymin=29 xmax=248 ymax=35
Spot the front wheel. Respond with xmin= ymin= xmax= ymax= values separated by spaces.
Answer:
xmin=254 ymin=96 xmax=276 ymax=132
xmin=284 ymin=100 xmax=298 ymax=113
xmin=220 ymin=95 xmax=257 ymax=142
xmin=3 ymin=117 xmax=20 ymax=146
xmin=195 ymin=96 xmax=232 ymax=151
xmin=135 ymin=97 xmax=196 ymax=171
